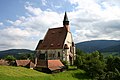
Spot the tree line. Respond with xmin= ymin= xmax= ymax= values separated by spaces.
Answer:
xmin=4 ymin=53 xmax=34 ymax=61
xmin=74 ymin=49 xmax=120 ymax=80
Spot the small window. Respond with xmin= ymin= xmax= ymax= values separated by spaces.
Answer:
xmin=50 ymin=44 xmax=54 ymax=47
xmin=70 ymin=46 xmax=72 ymax=53
xmin=49 ymin=54 xmax=52 ymax=57
xmin=58 ymin=52 xmax=60 ymax=57
xmin=57 ymin=43 xmax=60 ymax=46
xmin=53 ymin=54 xmax=55 ymax=58
xmin=52 ymin=31 xmax=55 ymax=34
xmin=39 ymin=54 xmax=45 ymax=60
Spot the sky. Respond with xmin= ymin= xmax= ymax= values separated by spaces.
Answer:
xmin=0 ymin=0 xmax=120 ymax=51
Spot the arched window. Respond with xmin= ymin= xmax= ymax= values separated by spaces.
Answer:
xmin=70 ymin=46 xmax=72 ymax=53
xmin=39 ymin=54 xmax=45 ymax=60
xmin=58 ymin=52 xmax=60 ymax=57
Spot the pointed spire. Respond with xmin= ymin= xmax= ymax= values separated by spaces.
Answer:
xmin=63 ymin=12 xmax=69 ymax=21
xmin=63 ymin=12 xmax=69 ymax=25
xmin=63 ymin=12 xmax=70 ymax=32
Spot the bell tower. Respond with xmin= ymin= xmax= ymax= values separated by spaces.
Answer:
xmin=63 ymin=12 xmax=70 ymax=31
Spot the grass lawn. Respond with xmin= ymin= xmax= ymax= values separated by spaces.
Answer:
xmin=0 ymin=66 xmax=91 ymax=80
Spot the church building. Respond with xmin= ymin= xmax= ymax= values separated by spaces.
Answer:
xmin=35 ymin=12 xmax=76 ymax=72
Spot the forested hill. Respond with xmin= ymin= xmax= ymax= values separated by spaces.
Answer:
xmin=76 ymin=40 xmax=120 ymax=53
xmin=99 ymin=44 xmax=120 ymax=52
xmin=0 ymin=49 xmax=34 ymax=59
xmin=0 ymin=40 xmax=120 ymax=58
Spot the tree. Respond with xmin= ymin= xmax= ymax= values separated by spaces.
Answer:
xmin=76 ymin=48 xmax=85 ymax=56
xmin=106 ymin=56 xmax=120 ymax=72
xmin=4 ymin=55 xmax=16 ymax=61
xmin=18 ymin=53 xmax=34 ymax=60
xmin=74 ymin=49 xmax=85 ymax=68
xmin=76 ymin=50 xmax=106 ymax=79
xmin=83 ymin=52 xmax=105 ymax=79
xmin=105 ymin=56 xmax=120 ymax=79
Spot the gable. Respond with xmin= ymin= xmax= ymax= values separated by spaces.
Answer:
xmin=48 ymin=60 xmax=64 ymax=71
xmin=36 ymin=27 xmax=67 ymax=50
xmin=16 ymin=60 xmax=30 ymax=66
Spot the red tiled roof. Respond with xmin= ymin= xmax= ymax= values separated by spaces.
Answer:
xmin=48 ymin=60 xmax=64 ymax=71
xmin=36 ymin=27 xmax=67 ymax=50
xmin=0 ymin=60 xmax=9 ymax=65
xmin=35 ymin=40 xmax=43 ymax=50
xmin=16 ymin=60 xmax=30 ymax=66
xmin=16 ymin=60 xmax=35 ymax=68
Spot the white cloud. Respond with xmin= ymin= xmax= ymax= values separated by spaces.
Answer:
xmin=41 ymin=0 xmax=47 ymax=6
xmin=0 ymin=5 xmax=64 ymax=50
xmin=0 ymin=26 xmax=40 ymax=50
xmin=67 ymin=0 xmax=120 ymax=42
xmin=1 ymin=0 xmax=120 ymax=50
xmin=25 ymin=5 xmax=42 ymax=16
xmin=55 ymin=5 xmax=61 ymax=9
xmin=0 ymin=22 xmax=3 ymax=26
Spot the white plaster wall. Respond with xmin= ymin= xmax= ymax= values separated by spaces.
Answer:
xmin=38 ymin=49 xmax=64 ymax=60
xmin=64 ymin=32 xmax=76 ymax=64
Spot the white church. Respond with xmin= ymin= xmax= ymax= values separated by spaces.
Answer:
xmin=35 ymin=12 xmax=76 ymax=72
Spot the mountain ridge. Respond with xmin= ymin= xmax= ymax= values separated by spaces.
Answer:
xmin=0 ymin=40 xmax=120 ymax=58
xmin=0 ymin=49 xmax=34 ymax=59
xmin=76 ymin=40 xmax=120 ymax=53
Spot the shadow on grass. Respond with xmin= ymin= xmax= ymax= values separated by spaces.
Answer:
xmin=72 ymin=72 xmax=91 ymax=79
xmin=67 ymin=66 xmax=78 ymax=71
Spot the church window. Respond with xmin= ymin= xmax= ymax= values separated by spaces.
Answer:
xmin=70 ymin=46 xmax=72 ymax=53
xmin=50 ymin=44 xmax=54 ymax=47
xmin=49 ymin=54 xmax=52 ymax=57
xmin=58 ymin=52 xmax=60 ymax=57
xmin=39 ymin=54 xmax=45 ymax=60
xmin=53 ymin=54 xmax=55 ymax=59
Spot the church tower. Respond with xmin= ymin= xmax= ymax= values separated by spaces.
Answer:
xmin=63 ymin=12 xmax=70 ymax=32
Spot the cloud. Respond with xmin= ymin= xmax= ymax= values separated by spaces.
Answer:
xmin=0 ymin=22 xmax=3 ymax=26
xmin=0 ymin=26 xmax=40 ymax=50
xmin=41 ymin=0 xmax=47 ymax=6
xmin=0 ymin=0 xmax=120 ymax=50
xmin=66 ymin=0 xmax=120 ymax=42
xmin=55 ymin=5 xmax=61 ymax=9
xmin=0 ymin=5 xmax=64 ymax=50
xmin=25 ymin=5 xmax=42 ymax=16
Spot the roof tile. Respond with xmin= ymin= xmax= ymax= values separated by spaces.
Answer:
xmin=48 ymin=60 xmax=64 ymax=71
xmin=36 ymin=27 xmax=67 ymax=50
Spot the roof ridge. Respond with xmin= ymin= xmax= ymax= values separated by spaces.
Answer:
xmin=49 ymin=27 xmax=63 ymax=30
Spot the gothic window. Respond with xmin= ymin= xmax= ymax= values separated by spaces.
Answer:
xmin=70 ymin=46 xmax=73 ymax=53
xmin=39 ymin=54 xmax=45 ymax=60
xmin=53 ymin=54 xmax=55 ymax=58
xmin=49 ymin=54 xmax=52 ymax=57
xmin=58 ymin=52 xmax=60 ymax=57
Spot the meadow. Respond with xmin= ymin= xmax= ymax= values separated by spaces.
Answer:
xmin=0 ymin=66 xmax=91 ymax=80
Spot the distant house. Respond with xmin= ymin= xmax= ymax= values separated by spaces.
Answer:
xmin=15 ymin=60 xmax=35 ymax=69
xmin=35 ymin=12 xmax=76 ymax=72
xmin=0 ymin=60 xmax=9 ymax=66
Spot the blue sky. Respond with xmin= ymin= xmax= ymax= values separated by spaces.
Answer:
xmin=0 ymin=0 xmax=120 ymax=50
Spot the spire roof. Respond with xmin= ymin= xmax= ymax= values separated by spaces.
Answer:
xmin=63 ymin=12 xmax=69 ymax=26
xmin=63 ymin=12 xmax=69 ymax=21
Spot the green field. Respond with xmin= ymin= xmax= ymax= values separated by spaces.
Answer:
xmin=0 ymin=66 xmax=90 ymax=80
